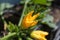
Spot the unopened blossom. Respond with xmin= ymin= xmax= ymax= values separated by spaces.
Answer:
xmin=30 ymin=30 xmax=48 ymax=40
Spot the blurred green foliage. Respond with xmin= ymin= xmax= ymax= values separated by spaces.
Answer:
xmin=32 ymin=0 xmax=47 ymax=5
xmin=0 ymin=0 xmax=56 ymax=40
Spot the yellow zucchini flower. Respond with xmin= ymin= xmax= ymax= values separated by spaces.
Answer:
xmin=30 ymin=30 xmax=48 ymax=40
xmin=22 ymin=11 xmax=40 ymax=29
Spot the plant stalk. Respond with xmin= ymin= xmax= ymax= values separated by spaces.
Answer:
xmin=18 ymin=0 xmax=30 ymax=26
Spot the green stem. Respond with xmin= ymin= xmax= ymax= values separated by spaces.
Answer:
xmin=1 ymin=32 xmax=16 ymax=40
xmin=18 ymin=0 xmax=30 ymax=26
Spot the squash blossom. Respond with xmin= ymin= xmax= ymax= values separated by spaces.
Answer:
xmin=30 ymin=30 xmax=48 ymax=40
xmin=22 ymin=11 xmax=40 ymax=29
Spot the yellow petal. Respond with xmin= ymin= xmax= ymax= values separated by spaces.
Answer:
xmin=22 ymin=11 xmax=40 ymax=29
xmin=36 ymin=37 xmax=47 ymax=40
xmin=40 ymin=38 xmax=47 ymax=40
xmin=27 ymin=10 xmax=34 ymax=17
xmin=31 ymin=20 xmax=38 ymax=26
xmin=30 ymin=30 xmax=48 ymax=40
xmin=32 ymin=13 xmax=40 ymax=20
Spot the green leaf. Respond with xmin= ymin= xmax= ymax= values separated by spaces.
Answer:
xmin=41 ymin=15 xmax=56 ymax=28
xmin=46 ymin=22 xmax=57 ymax=28
xmin=42 ymin=15 xmax=54 ymax=23
xmin=18 ymin=37 xmax=22 ymax=40
xmin=38 ymin=9 xmax=51 ymax=19
xmin=8 ymin=22 xmax=19 ymax=32
xmin=0 ymin=3 xmax=13 ymax=15
xmin=24 ymin=6 xmax=35 ymax=15
xmin=32 ymin=0 xmax=47 ymax=5
xmin=26 ymin=37 xmax=33 ymax=40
